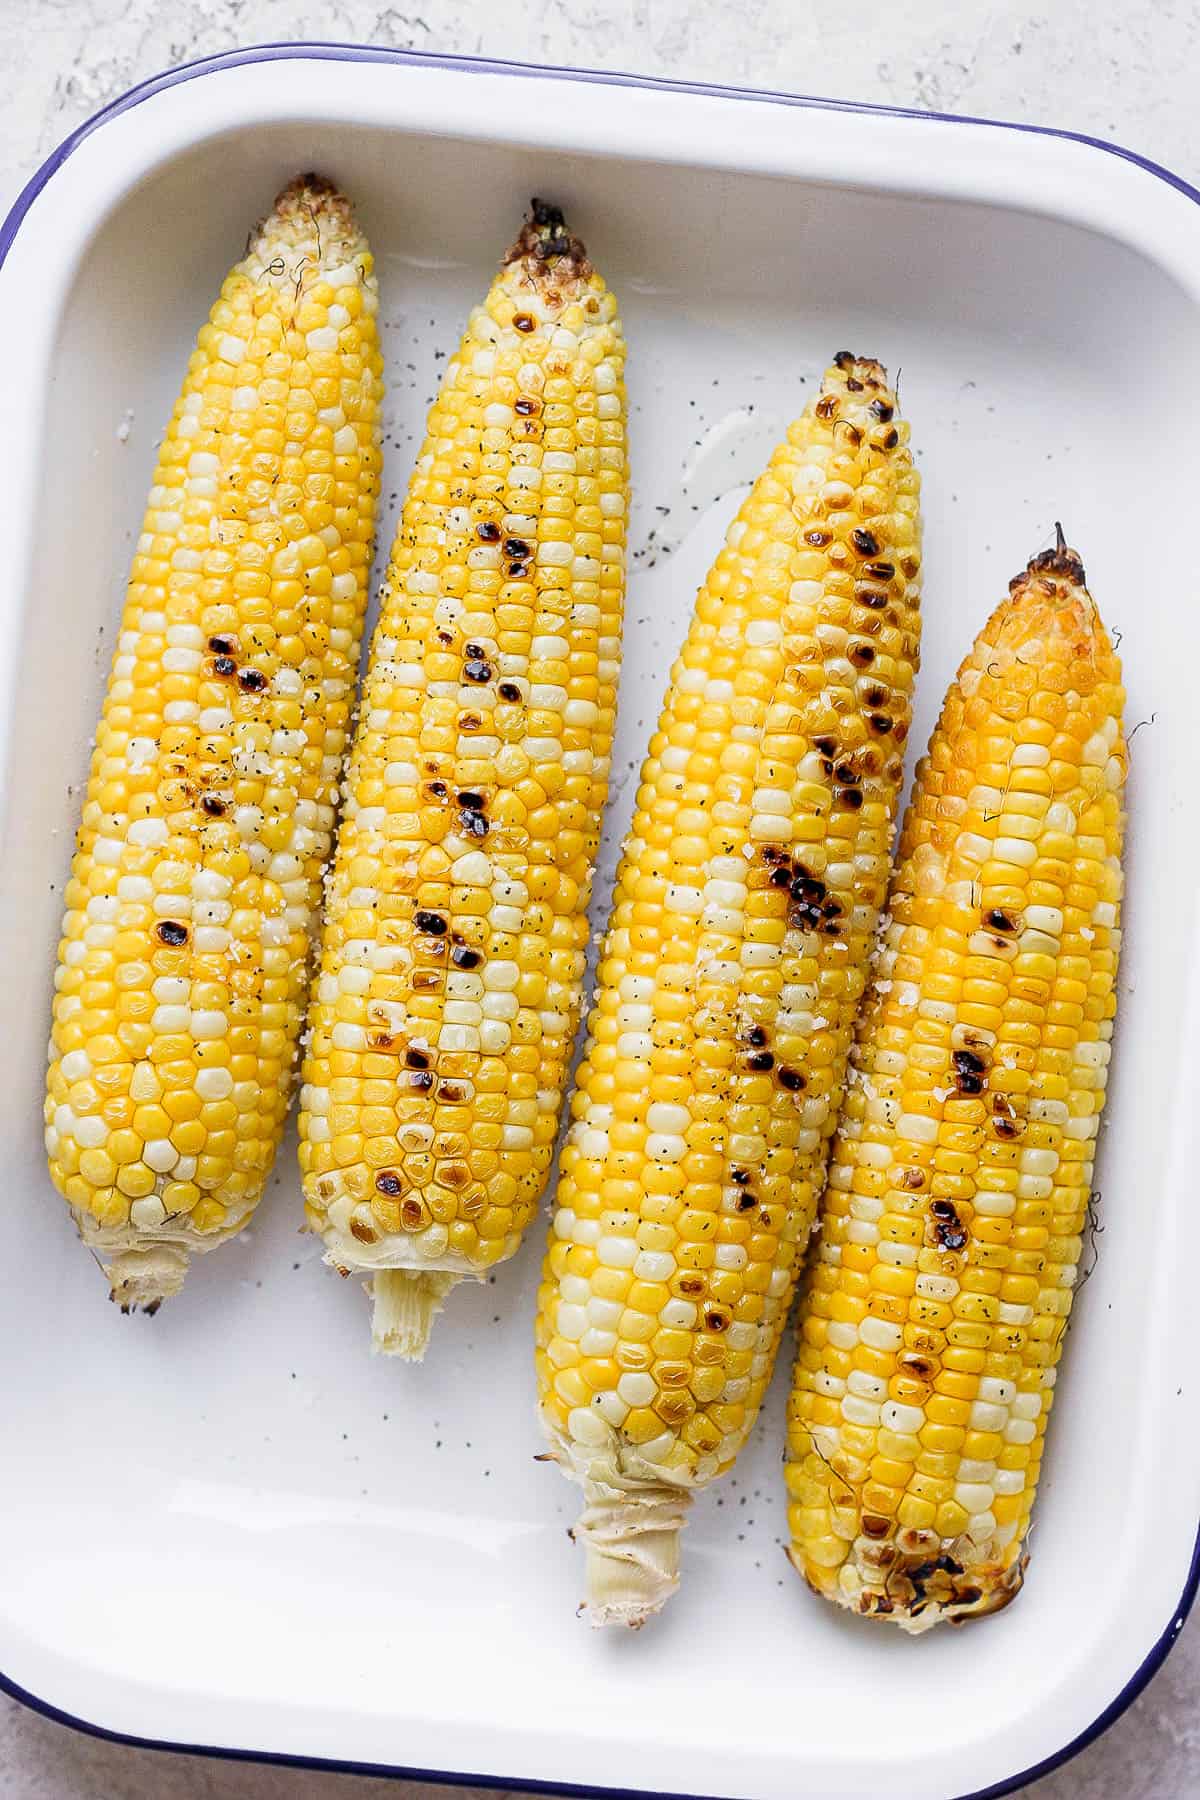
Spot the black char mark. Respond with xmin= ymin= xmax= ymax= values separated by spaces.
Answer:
xmin=930 ymin=1199 xmax=968 ymax=1253
xmin=952 ymin=1048 xmax=988 ymax=1096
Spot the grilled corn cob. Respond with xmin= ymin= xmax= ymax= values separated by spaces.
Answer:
xmin=44 ymin=177 xmax=383 ymax=1311
xmin=785 ymin=529 xmax=1125 ymax=1630
xmin=535 ymin=354 xmax=922 ymax=1625
xmin=298 ymin=202 xmax=627 ymax=1358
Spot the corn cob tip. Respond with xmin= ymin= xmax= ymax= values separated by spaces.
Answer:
xmin=369 ymin=1270 xmax=461 ymax=1360
xmin=104 ymin=1245 xmax=189 ymax=1314
xmin=242 ymin=173 xmax=367 ymax=279
xmin=271 ymin=171 xmax=345 ymax=215
xmin=280 ymin=170 xmax=338 ymax=199
xmin=1013 ymin=521 xmax=1087 ymax=591
xmin=576 ymin=1487 xmax=691 ymax=1629
xmin=503 ymin=198 xmax=592 ymax=286
xmin=831 ymin=348 xmax=889 ymax=384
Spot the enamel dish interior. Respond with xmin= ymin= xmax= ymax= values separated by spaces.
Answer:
xmin=0 ymin=49 xmax=1197 ymax=1800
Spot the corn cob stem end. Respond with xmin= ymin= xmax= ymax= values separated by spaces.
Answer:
xmin=369 ymin=1269 xmax=461 ymax=1360
xmin=103 ymin=1245 xmax=190 ymax=1315
xmin=577 ymin=1484 xmax=691 ymax=1628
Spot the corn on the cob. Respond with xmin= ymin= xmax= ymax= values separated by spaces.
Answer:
xmin=535 ymin=354 xmax=922 ymax=1625
xmin=44 ymin=177 xmax=383 ymax=1312
xmin=298 ymin=202 xmax=628 ymax=1359
xmin=785 ymin=529 xmax=1125 ymax=1630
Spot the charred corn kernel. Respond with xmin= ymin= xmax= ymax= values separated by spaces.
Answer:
xmin=786 ymin=531 xmax=1125 ymax=1632
xmin=535 ymin=354 xmax=922 ymax=1626
xmin=299 ymin=201 xmax=627 ymax=1359
xmin=43 ymin=178 xmax=383 ymax=1311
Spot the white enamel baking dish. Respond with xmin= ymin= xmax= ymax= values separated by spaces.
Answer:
xmin=0 ymin=43 xmax=1197 ymax=1800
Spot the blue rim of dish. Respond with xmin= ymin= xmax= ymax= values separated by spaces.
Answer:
xmin=1 ymin=38 xmax=1197 ymax=1800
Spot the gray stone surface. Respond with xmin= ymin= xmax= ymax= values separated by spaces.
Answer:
xmin=1 ymin=0 xmax=1197 ymax=1794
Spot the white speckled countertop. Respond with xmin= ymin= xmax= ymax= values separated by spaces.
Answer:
xmin=2 ymin=1 xmax=1198 ymax=1795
